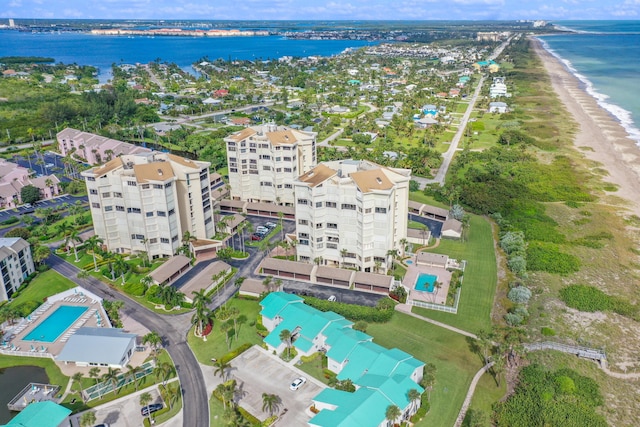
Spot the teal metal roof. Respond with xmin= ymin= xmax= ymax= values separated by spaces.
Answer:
xmin=311 ymin=387 xmax=394 ymax=427
xmin=337 ymin=341 xmax=385 ymax=381
xmin=1 ymin=401 xmax=71 ymax=427
xmin=259 ymin=292 xmax=303 ymax=319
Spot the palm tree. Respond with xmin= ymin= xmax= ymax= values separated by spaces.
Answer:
xmin=215 ymin=383 xmax=230 ymax=410
xmin=191 ymin=289 xmax=213 ymax=337
xmin=143 ymin=331 xmax=162 ymax=363
xmin=476 ymin=329 xmax=494 ymax=365
xmin=220 ymin=321 xmax=233 ymax=350
xmin=139 ymin=392 xmax=153 ymax=425
xmin=407 ymin=388 xmax=421 ymax=416
xmin=399 ymin=238 xmax=408 ymax=257
xmin=279 ymin=329 xmax=292 ymax=359
xmin=164 ymin=383 xmax=180 ymax=410
xmin=63 ymin=225 xmax=83 ymax=262
xmin=88 ymin=367 xmax=101 ymax=386
xmin=277 ymin=211 xmax=285 ymax=241
xmin=213 ymin=359 xmax=232 ymax=381
xmin=84 ymin=235 xmax=104 ymax=271
xmin=262 ymin=276 xmax=273 ymax=293
xmin=127 ymin=364 xmax=143 ymax=391
xmin=340 ymin=248 xmax=348 ymax=268
xmin=262 ymin=393 xmax=280 ymax=415
xmin=101 ymin=367 xmax=122 ymax=395
xmin=385 ymin=405 xmax=401 ymax=427
xmin=72 ymin=372 xmax=84 ymax=401
xmin=79 ymin=411 xmax=96 ymax=427
xmin=140 ymin=275 xmax=154 ymax=289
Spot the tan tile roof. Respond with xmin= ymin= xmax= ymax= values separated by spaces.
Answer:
xmin=239 ymin=278 xmax=265 ymax=296
xmin=266 ymin=130 xmax=297 ymax=145
xmin=260 ymin=258 xmax=314 ymax=275
xmin=228 ymin=127 xmax=257 ymax=142
xmin=133 ymin=162 xmax=175 ymax=183
xmin=443 ymin=218 xmax=462 ymax=233
xmin=166 ymin=153 xmax=199 ymax=169
xmin=297 ymin=164 xmax=336 ymax=187
xmin=92 ymin=158 xmax=123 ymax=176
xmin=315 ymin=266 xmax=354 ymax=282
xmin=247 ymin=202 xmax=295 ymax=216
xmin=416 ymin=252 xmax=449 ymax=265
xmin=353 ymin=271 xmax=393 ymax=288
xmin=349 ymin=169 xmax=394 ymax=193
xmin=149 ymin=255 xmax=191 ymax=284
xmin=422 ymin=204 xmax=449 ymax=218
xmin=180 ymin=261 xmax=231 ymax=298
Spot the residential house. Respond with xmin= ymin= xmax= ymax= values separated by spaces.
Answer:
xmin=489 ymin=101 xmax=508 ymax=113
xmin=56 ymin=327 xmax=137 ymax=368
xmin=57 ymin=128 xmax=151 ymax=165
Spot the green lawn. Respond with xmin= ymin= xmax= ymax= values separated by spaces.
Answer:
xmin=408 ymin=191 xmax=449 ymax=209
xmin=368 ymin=312 xmax=482 ymax=427
xmin=413 ymin=214 xmax=497 ymax=333
xmin=209 ymin=392 xmax=227 ymax=427
xmin=188 ymin=297 xmax=263 ymax=364
xmin=297 ymin=354 xmax=331 ymax=385
xmin=0 ymin=355 xmax=69 ymax=392
xmin=469 ymin=368 xmax=506 ymax=416
xmin=10 ymin=270 xmax=76 ymax=308
xmin=408 ymin=220 xmax=429 ymax=230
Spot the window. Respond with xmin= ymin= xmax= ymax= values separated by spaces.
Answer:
xmin=150 ymin=238 xmax=158 ymax=244
xmin=261 ymin=154 xmax=271 ymax=160
xmin=87 ymin=177 xmax=95 ymax=182
xmin=325 ymin=202 xmax=337 ymax=208
xmin=146 ymin=212 xmax=154 ymax=217
xmin=160 ymin=238 xmax=170 ymax=244
xmin=365 ymin=208 xmax=372 ymax=214
xmin=283 ymin=156 xmax=292 ymax=162
xmin=116 ymin=205 xmax=125 ymax=212
xmin=114 ymin=192 xmax=122 ymax=198
xmin=364 ymin=257 xmax=372 ymax=262
xmin=127 ymin=207 xmax=141 ymax=214
xmin=171 ymin=235 xmax=178 ymax=242
xmin=297 ymin=199 xmax=309 ymax=205
xmin=375 ymin=207 xmax=387 ymax=213
xmin=127 ymin=181 xmax=137 ymax=187
xmin=275 ymin=157 xmax=281 ymax=162
xmin=165 ymin=183 xmax=171 ymax=188
xmin=263 ymin=166 xmax=271 ymax=171
xmin=327 ymin=223 xmax=337 ymax=229
xmin=91 ymin=202 xmax=100 ymax=208
xmin=168 ymin=209 xmax=175 ymax=216
xmin=298 ymin=219 xmax=309 ymax=225
xmin=105 ymin=206 xmax=113 ymax=211
xmin=284 ymin=184 xmax=292 ymax=189
xmin=316 ymin=223 xmax=323 ymax=229
xmin=89 ymin=189 xmax=98 ymax=195
xmin=157 ymin=211 xmax=167 ymax=217
xmin=260 ymin=182 xmax=273 ymax=187
xmin=284 ymin=168 xmax=292 ymax=173
xmin=298 ymin=232 xmax=309 ymax=239
xmin=341 ymin=204 xmax=356 ymax=210
xmin=327 ymin=236 xmax=339 ymax=243
xmin=316 ymin=237 xmax=323 ymax=242
xmin=101 ymin=192 xmax=110 ymax=198
xmin=299 ymin=239 xmax=309 ymax=246
xmin=153 ymin=184 xmax=163 ymax=189
xmin=141 ymin=184 xmax=150 ymax=189
xmin=131 ymin=234 xmax=144 ymax=240
xmin=327 ymin=243 xmax=338 ymax=249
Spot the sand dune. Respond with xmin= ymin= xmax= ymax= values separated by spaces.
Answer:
xmin=533 ymin=38 xmax=640 ymax=217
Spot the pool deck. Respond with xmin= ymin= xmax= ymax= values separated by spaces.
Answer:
xmin=402 ymin=257 xmax=452 ymax=305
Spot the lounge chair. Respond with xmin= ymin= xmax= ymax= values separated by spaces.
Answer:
xmin=30 ymin=345 xmax=36 ymax=352
xmin=39 ymin=346 xmax=47 ymax=353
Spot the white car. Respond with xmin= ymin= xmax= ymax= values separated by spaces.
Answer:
xmin=289 ymin=376 xmax=307 ymax=391
xmin=327 ymin=295 xmax=337 ymax=302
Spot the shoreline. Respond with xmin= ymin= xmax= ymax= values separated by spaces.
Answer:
xmin=532 ymin=37 xmax=640 ymax=217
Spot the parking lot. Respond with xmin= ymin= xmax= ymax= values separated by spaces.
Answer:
xmin=69 ymin=387 xmax=165 ymax=427
xmin=231 ymin=346 xmax=326 ymax=426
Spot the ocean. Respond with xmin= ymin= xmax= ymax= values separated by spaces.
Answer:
xmin=540 ymin=21 xmax=640 ymax=143
xmin=0 ymin=30 xmax=372 ymax=81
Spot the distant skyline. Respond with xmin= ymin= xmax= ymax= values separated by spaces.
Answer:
xmin=1 ymin=0 xmax=639 ymax=21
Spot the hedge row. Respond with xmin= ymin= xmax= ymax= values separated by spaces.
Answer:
xmin=303 ymin=296 xmax=394 ymax=323
xmin=221 ymin=342 xmax=252 ymax=364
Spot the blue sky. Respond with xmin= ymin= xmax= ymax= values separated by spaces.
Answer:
xmin=2 ymin=0 xmax=639 ymax=20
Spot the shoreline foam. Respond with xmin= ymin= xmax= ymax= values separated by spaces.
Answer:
xmin=532 ymin=37 xmax=640 ymax=217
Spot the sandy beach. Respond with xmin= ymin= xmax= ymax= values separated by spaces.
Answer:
xmin=533 ymin=38 xmax=640 ymax=217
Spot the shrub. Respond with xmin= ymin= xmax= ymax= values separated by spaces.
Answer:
xmin=1 ymin=216 xmax=19 ymax=226
xmin=541 ymin=327 xmax=556 ymax=336
xmin=123 ymin=281 xmax=147 ymax=297
xmin=221 ymin=343 xmax=252 ymax=363
xmin=500 ymin=231 xmax=526 ymax=255
xmin=559 ymin=285 xmax=611 ymax=312
xmin=507 ymin=256 xmax=527 ymax=276
xmin=389 ymin=286 xmax=407 ymax=303
xmin=303 ymin=296 xmax=394 ymax=323
xmin=4 ymin=227 xmax=31 ymax=239
xmin=514 ymin=305 xmax=529 ymax=319
xmin=353 ymin=321 xmax=368 ymax=332
xmin=508 ymin=286 xmax=532 ymax=304
xmin=526 ymin=242 xmax=580 ymax=275
xmin=504 ymin=312 xmax=523 ymax=326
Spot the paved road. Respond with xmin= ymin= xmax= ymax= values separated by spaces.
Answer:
xmin=46 ymin=255 xmax=208 ymax=427
xmin=317 ymin=128 xmax=344 ymax=147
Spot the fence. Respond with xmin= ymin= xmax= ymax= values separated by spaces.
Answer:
xmin=409 ymin=287 xmax=461 ymax=314
xmin=83 ymin=360 xmax=156 ymax=401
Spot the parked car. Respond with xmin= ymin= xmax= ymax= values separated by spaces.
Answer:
xmin=290 ymin=377 xmax=307 ymax=391
xmin=93 ymin=424 xmax=110 ymax=427
xmin=265 ymin=222 xmax=277 ymax=229
xmin=251 ymin=234 xmax=263 ymax=241
xmin=256 ymin=226 xmax=269 ymax=233
xmin=141 ymin=403 xmax=163 ymax=417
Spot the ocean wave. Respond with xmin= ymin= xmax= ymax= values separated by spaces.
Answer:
xmin=539 ymin=38 xmax=640 ymax=144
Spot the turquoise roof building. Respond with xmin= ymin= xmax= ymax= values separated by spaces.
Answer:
xmin=0 ymin=401 xmax=71 ymax=427
xmin=259 ymin=293 xmax=426 ymax=426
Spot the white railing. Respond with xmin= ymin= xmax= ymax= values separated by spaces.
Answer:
xmin=525 ymin=341 xmax=606 ymax=361
xmin=409 ymin=287 xmax=461 ymax=314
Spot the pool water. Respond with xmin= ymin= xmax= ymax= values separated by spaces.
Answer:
xmin=23 ymin=305 xmax=88 ymax=343
xmin=414 ymin=273 xmax=437 ymax=292
xmin=406 ymin=260 xmax=413 ymax=265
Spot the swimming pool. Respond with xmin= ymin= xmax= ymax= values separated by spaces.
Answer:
xmin=406 ymin=260 xmax=413 ymax=265
xmin=23 ymin=305 xmax=88 ymax=343
xmin=414 ymin=273 xmax=437 ymax=292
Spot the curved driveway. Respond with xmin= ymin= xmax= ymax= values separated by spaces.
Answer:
xmin=47 ymin=255 xmax=208 ymax=427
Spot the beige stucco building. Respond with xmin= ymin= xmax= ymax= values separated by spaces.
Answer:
xmin=293 ymin=159 xmax=410 ymax=273
xmin=81 ymin=152 xmax=214 ymax=258
xmin=0 ymin=238 xmax=35 ymax=302
xmin=57 ymin=128 xmax=151 ymax=165
xmin=224 ymin=124 xmax=316 ymax=206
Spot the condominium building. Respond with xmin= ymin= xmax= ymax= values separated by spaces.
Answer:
xmin=293 ymin=159 xmax=410 ymax=273
xmin=0 ymin=238 xmax=35 ymax=302
xmin=57 ymin=128 xmax=151 ymax=165
xmin=82 ymin=152 xmax=214 ymax=259
xmin=224 ymin=124 xmax=316 ymax=206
